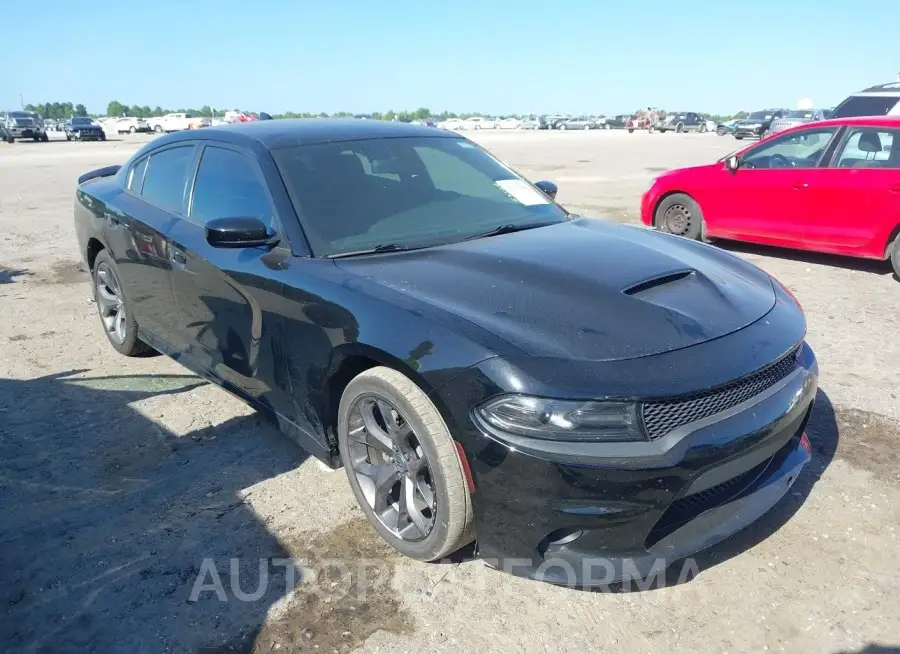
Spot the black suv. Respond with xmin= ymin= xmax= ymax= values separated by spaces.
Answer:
xmin=656 ymin=112 xmax=708 ymax=133
xmin=732 ymin=109 xmax=789 ymax=140
xmin=65 ymin=117 xmax=106 ymax=141
xmin=1 ymin=111 xmax=49 ymax=143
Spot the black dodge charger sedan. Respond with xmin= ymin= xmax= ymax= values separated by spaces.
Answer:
xmin=73 ymin=119 xmax=818 ymax=586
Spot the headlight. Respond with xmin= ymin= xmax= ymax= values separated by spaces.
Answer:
xmin=475 ymin=395 xmax=644 ymax=442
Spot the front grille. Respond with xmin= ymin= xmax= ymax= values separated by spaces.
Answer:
xmin=641 ymin=346 xmax=800 ymax=441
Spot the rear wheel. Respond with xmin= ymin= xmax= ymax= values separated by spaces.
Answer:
xmin=654 ymin=193 xmax=704 ymax=240
xmin=735 ymin=135 xmax=744 ymax=140
xmin=584 ymin=123 xmax=591 ymax=130
xmin=699 ymin=123 xmax=708 ymax=133
xmin=890 ymin=235 xmax=900 ymax=278
xmin=40 ymin=133 xmax=49 ymax=142
xmin=676 ymin=123 xmax=684 ymax=133
xmin=91 ymin=250 xmax=151 ymax=356
xmin=154 ymin=124 xmax=163 ymax=133
xmin=338 ymin=366 xmax=474 ymax=561
xmin=717 ymin=126 xmax=727 ymax=136
xmin=129 ymin=126 xmax=136 ymax=134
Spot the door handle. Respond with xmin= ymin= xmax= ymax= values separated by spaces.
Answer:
xmin=790 ymin=182 xmax=809 ymax=190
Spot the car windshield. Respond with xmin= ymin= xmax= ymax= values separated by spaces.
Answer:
xmin=273 ymin=136 xmax=567 ymax=257
xmin=787 ymin=110 xmax=814 ymax=119
xmin=71 ymin=117 xmax=92 ymax=125
xmin=830 ymin=95 xmax=900 ymax=118
xmin=748 ymin=111 xmax=772 ymax=120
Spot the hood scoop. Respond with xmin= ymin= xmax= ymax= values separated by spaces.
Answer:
xmin=624 ymin=270 xmax=695 ymax=297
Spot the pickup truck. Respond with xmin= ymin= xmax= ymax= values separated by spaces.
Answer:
xmin=146 ymin=113 xmax=210 ymax=133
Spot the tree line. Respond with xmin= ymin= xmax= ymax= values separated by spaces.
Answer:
xmin=23 ymin=99 xmax=748 ymax=124
xmin=22 ymin=102 xmax=88 ymax=119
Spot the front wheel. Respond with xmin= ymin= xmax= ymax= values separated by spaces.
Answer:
xmin=735 ymin=135 xmax=744 ymax=140
xmin=717 ymin=126 xmax=727 ymax=136
xmin=584 ymin=124 xmax=591 ymax=130
xmin=65 ymin=133 xmax=72 ymax=141
xmin=699 ymin=123 xmax=708 ymax=133
xmin=129 ymin=126 xmax=136 ymax=134
xmin=559 ymin=124 xmax=566 ymax=131
xmin=40 ymin=133 xmax=49 ymax=142
xmin=338 ymin=366 xmax=474 ymax=562
xmin=92 ymin=250 xmax=151 ymax=356
xmin=654 ymin=193 xmax=704 ymax=240
xmin=628 ymin=128 xmax=634 ymax=133
xmin=153 ymin=124 xmax=163 ymax=133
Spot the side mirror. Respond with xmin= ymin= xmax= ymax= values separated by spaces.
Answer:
xmin=205 ymin=217 xmax=274 ymax=248
xmin=726 ymin=155 xmax=740 ymax=173
xmin=534 ymin=179 xmax=558 ymax=200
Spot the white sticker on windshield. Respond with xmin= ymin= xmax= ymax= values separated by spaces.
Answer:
xmin=495 ymin=179 xmax=550 ymax=206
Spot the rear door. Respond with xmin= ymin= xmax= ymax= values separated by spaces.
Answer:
xmin=167 ymin=143 xmax=309 ymax=428
xmin=802 ymin=126 xmax=900 ymax=257
xmin=108 ymin=144 xmax=196 ymax=349
xmin=700 ymin=126 xmax=840 ymax=244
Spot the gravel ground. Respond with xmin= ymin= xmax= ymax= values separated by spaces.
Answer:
xmin=1 ymin=129 xmax=898 ymax=654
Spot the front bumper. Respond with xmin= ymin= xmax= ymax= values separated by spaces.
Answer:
xmin=441 ymin=337 xmax=817 ymax=587
xmin=70 ymin=130 xmax=104 ymax=140
xmin=7 ymin=127 xmax=44 ymax=138
xmin=733 ymin=125 xmax=765 ymax=138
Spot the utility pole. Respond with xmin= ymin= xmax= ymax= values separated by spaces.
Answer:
xmin=20 ymin=93 xmax=24 ymax=109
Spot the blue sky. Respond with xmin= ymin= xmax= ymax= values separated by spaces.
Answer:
xmin=4 ymin=0 xmax=898 ymax=116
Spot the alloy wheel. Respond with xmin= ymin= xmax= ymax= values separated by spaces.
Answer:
xmin=346 ymin=395 xmax=436 ymax=542
xmin=663 ymin=203 xmax=693 ymax=236
xmin=95 ymin=262 xmax=127 ymax=344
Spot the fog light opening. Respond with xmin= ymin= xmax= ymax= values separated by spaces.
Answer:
xmin=537 ymin=528 xmax=584 ymax=558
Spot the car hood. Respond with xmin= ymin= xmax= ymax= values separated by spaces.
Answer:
xmin=336 ymin=219 xmax=777 ymax=361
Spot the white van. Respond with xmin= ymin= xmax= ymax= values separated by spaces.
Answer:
xmin=830 ymin=82 xmax=900 ymax=118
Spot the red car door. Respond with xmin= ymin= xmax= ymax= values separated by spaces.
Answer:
xmin=802 ymin=127 xmax=900 ymax=258
xmin=700 ymin=127 xmax=839 ymax=246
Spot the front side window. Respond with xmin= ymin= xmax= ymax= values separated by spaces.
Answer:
xmin=834 ymin=128 xmax=899 ymax=168
xmin=831 ymin=95 xmax=900 ymax=119
xmin=273 ymin=136 xmax=566 ymax=256
xmin=140 ymin=146 xmax=196 ymax=213
xmin=190 ymin=146 xmax=273 ymax=227
xmin=741 ymin=128 xmax=837 ymax=169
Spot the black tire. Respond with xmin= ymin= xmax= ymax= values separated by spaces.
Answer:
xmin=654 ymin=193 xmax=704 ymax=240
xmin=5 ymin=135 xmax=13 ymax=144
xmin=659 ymin=128 xmax=667 ymax=134
xmin=66 ymin=133 xmax=72 ymax=141
xmin=735 ymin=135 xmax=744 ymax=140
xmin=676 ymin=123 xmax=684 ymax=133
xmin=153 ymin=124 xmax=163 ymax=133
xmin=100 ymin=132 xmax=106 ymax=141
xmin=129 ymin=126 xmax=136 ymax=134
xmin=890 ymin=235 xmax=900 ymax=279
xmin=91 ymin=250 xmax=151 ymax=356
xmin=699 ymin=123 xmax=708 ymax=133
xmin=32 ymin=136 xmax=40 ymax=142
xmin=717 ymin=126 xmax=727 ymax=136
xmin=628 ymin=128 xmax=634 ymax=133
xmin=40 ymin=133 xmax=49 ymax=142
xmin=337 ymin=366 xmax=474 ymax=562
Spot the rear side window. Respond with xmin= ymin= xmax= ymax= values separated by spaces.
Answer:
xmin=141 ymin=146 xmax=196 ymax=213
xmin=127 ymin=157 xmax=147 ymax=192
xmin=831 ymin=95 xmax=900 ymax=119
xmin=190 ymin=146 xmax=273 ymax=228
xmin=834 ymin=128 xmax=899 ymax=168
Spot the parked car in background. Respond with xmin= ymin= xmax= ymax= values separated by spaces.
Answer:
xmin=65 ymin=117 xmax=106 ymax=141
xmin=461 ymin=116 xmax=496 ymax=130
xmin=656 ymin=112 xmax=708 ymax=133
xmin=641 ymin=115 xmax=900 ymax=277
xmin=519 ymin=116 xmax=549 ymax=130
xmin=732 ymin=109 xmax=789 ymax=140
xmin=73 ymin=118 xmax=818 ymax=585
xmin=146 ymin=113 xmax=209 ymax=133
xmin=557 ymin=116 xmax=598 ymax=130
xmin=437 ymin=118 xmax=465 ymax=130
xmin=830 ymin=82 xmax=900 ymax=119
xmin=114 ymin=117 xmax=151 ymax=134
xmin=716 ymin=119 xmax=739 ymax=136
xmin=593 ymin=115 xmax=610 ymax=129
xmin=606 ymin=114 xmax=631 ymax=129
xmin=765 ymin=109 xmax=829 ymax=136
xmin=496 ymin=117 xmax=521 ymax=130
xmin=1 ymin=111 xmax=49 ymax=143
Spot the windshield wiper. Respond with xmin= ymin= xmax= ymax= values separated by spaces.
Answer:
xmin=464 ymin=221 xmax=559 ymax=241
xmin=327 ymin=243 xmax=417 ymax=259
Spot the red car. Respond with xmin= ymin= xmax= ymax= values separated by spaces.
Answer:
xmin=641 ymin=115 xmax=900 ymax=277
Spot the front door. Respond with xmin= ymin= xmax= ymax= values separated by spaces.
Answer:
xmin=701 ymin=126 xmax=840 ymax=245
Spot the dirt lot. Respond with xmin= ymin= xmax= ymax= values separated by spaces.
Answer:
xmin=1 ymin=129 xmax=898 ymax=654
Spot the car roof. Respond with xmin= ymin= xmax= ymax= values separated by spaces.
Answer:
xmin=802 ymin=115 xmax=900 ymax=128
xmin=860 ymin=81 xmax=900 ymax=93
xmin=162 ymin=118 xmax=460 ymax=150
